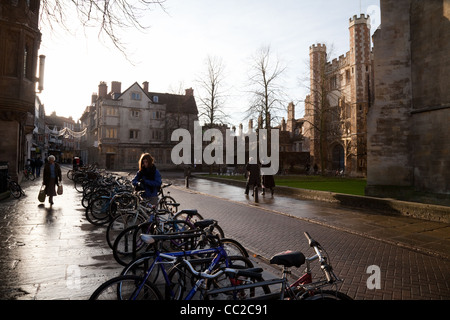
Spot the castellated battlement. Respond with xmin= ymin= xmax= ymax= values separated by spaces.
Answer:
xmin=326 ymin=51 xmax=350 ymax=72
xmin=349 ymin=13 xmax=370 ymax=27
xmin=309 ymin=43 xmax=327 ymax=52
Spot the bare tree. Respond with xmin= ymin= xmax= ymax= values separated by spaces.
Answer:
xmin=246 ymin=45 xmax=287 ymax=130
xmin=196 ymin=55 xmax=228 ymax=127
xmin=39 ymin=0 xmax=166 ymax=59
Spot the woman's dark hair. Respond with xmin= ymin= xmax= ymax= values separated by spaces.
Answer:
xmin=139 ymin=153 xmax=154 ymax=171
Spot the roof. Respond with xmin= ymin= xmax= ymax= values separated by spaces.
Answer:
xmin=116 ymin=82 xmax=198 ymax=116
xmin=147 ymin=91 xmax=198 ymax=115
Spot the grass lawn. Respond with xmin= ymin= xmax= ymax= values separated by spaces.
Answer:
xmin=202 ymin=174 xmax=367 ymax=196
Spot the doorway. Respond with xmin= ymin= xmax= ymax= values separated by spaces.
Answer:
xmin=106 ymin=154 xmax=115 ymax=170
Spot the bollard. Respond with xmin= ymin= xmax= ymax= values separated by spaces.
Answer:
xmin=185 ymin=175 xmax=189 ymax=188
xmin=254 ymin=186 xmax=258 ymax=202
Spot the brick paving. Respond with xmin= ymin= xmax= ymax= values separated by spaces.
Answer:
xmin=0 ymin=167 xmax=449 ymax=300
xmin=166 ymin=185 xmax=450 ymax=300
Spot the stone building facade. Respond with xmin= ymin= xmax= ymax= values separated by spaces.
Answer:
xmin=304 ymin=14 xmax=374 ymax=177
xmin=79 ymin=81 xmax=198 ymax=171
xmin=0 ymin=0 xmax=43 ymax=181
xmin=366 ymin=0 xmax=450 ymax=202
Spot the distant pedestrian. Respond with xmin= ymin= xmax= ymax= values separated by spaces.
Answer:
xmin=35 ymin=156 xmax=43 ymax=178
xmin=30 ymin=158 xmax=36 ymax=175
xmin=244 ymin=157 xmax=261 ymax=196
xmin=132 ymin=153 xmax=162 ymax=206
xmin=43 ymin=155 xmax=62 ymax=205
xmin=261 ymin=161 xmax=275 ymax=196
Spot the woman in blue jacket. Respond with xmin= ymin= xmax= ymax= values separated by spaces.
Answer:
xmin=132 ymin=153 xmax=162 ymax=206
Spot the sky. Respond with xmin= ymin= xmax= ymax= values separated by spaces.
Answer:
xmin=37 ymin=0 xmax=381 ymax=127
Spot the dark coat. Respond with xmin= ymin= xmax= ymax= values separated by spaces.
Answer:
xmin=132 ymin=165 xmax=162 ymax=198
xmin=246 ymin=163 xmax=261 ymax=186
xmin=43 ymin=162 xmax=62 ymax=186
xmin=261 ymin=163 xmax=275 ymax=188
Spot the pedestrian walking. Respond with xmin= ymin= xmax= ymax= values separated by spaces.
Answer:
xmin=132 ymin=153 xmax=162 ymax=206
xmin=43 ymin=155 xmax=62 ymax=205
xmin=261 ymin=161 xmax=275 ymax=196
xmin=244 ymin=157 xmax=261 ymax=196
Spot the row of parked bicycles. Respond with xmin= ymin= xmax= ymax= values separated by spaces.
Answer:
xmin=70 ymin=165 xmax=353 ymax=301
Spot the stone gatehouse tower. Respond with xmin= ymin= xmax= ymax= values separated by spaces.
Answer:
xmin=304 ymin=14 xmax=374 ymax=177
xmin=366 ymin=0 xmax=450 ymax=202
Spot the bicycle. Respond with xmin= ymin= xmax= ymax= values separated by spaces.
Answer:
xmin=198 ymin=231 xmax=353 ymax=300
xmin=106 ymin=194 xmax=176 ymax=249
xmin=112 ymin=213 xmax=230 ymax=266
xmin=23 ymin=165 xmax=35 ymax=181
xmin=7 ymin=175 xmax=24 ymax=199
xmin=89 ymin=233 xmax=258 ymax=300
xmin=157 ymin=183 xmax=177 ymax=212
xmin=118 ymin=219 xmax=243 ymax=280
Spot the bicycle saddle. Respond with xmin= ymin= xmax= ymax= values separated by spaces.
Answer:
xmin=178 ymin=209 xmax=198 ymax=215
xmin=194 ymin=219 xmax=216 ymax=229
xmin=269 ymin=251 xmax=306 ymax=268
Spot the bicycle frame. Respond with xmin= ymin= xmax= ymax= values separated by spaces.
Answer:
xmin=201 ymin=232 xmax=346 ymax=301
xmin=130 ymin=237 xmax=230 ymax=300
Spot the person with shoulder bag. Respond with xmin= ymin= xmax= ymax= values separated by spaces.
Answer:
xmin=43 ymin=155 xmax=62 ymax=205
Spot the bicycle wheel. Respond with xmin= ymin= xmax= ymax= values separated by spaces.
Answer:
xmin=219 ymin=238 xmax=249 ymax=257
xmin=158 ymin=196 xmax=178 ymax=213
xmin=85 ymin=196 xmax=111 ymax=225
xmin=89 ymin=275 xmax=162 ymax=300
xmin=120 ymin=254 xmax=159 ymax=282
xmin=173 ymin=211 xmax=204 ymax=226
xmin=9 ymin=181 xmax=22 ymax=199
xmin=300 ymin=289 xmax=353 ymax=300
xmin=113 ymin=223 xmax=155 ymax=266
xmin=106 ymin=212 xmax=148 ymax=249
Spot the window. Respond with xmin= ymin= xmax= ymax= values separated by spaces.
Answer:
xmin=153 ymin=96 xmax=159 ymax=103
xmin=131 ymin=92 xmax=141 ymax=100
xmin=129 ymin=130 xmax=139 ymax=140
xmin=152 ymin=130 xmax=163 ymax=140
xmin=131 ymin=110 xmax=140 ymax=118
xmin=152 ymin=111 xmax=162 ymax=119
xmin=23 ymin=47 xmax=28 ymax=77
xmin=346 ymin=70 xmax=351 ymax=84
xmin=330 ymin=75 xmax=337 ymax=90
xmin=106 ymin=107 xmax=118 ymax=116
xmin=106 ymin=128 xmax=117 ymax=139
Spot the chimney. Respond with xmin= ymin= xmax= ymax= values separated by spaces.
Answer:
xmin=143 ymin=81 xmax=149 ymax=93
xmin=98 ymin=82 xmax=108 ymax=98
xmin=111 ymin=81 xmax=122 ymax=94
xmin=91 ymin=93 xmax=98 ymax=105
xmin=281 ymin=118 xmax=286 ymax=131
xmin=185 ymin=88 xmax=194 ymax=96
xmin=248 ymin=119 xmax=253 ymax=131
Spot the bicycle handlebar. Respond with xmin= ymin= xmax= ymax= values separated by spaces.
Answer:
xmin=304 ymin=232 xmax=333 ymax=283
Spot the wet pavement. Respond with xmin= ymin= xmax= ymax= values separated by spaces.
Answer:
xmin=0 ymin=166 xmax=449 ymax=300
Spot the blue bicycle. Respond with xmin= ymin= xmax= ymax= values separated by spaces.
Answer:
xmin=89 ymin=233 xmax=261 ymax=300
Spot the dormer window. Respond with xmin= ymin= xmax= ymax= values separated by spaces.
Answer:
xmin=153 ymin=96 xmax=159 ymax=103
